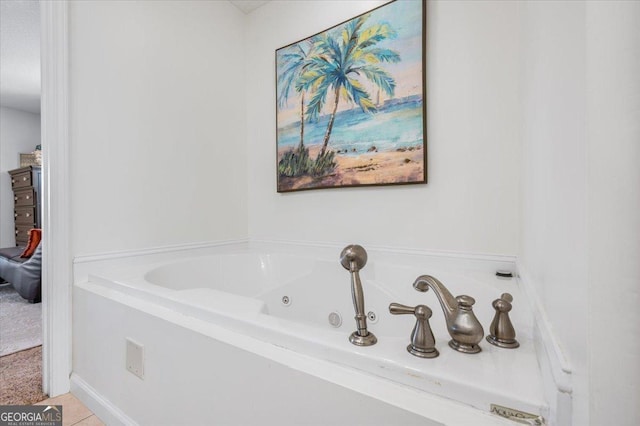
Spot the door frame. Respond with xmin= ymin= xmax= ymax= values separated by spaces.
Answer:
xmin=40 ymin=0 xmax=71 ymax=396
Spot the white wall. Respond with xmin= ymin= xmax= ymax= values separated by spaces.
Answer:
xmin=586 ymin=1 xmax=640 ymax=424
xmin=519 ymin=2 xmax=589 ymax=424
xmin=69 ymin=0 xmax=248 ymax=256
xmin=0 ymin=106 xmax=41 ymax=246
xmin=520 ymin=1 xmax=640 ymax=425
xmin=246 ymin=0 xmax=521 ymax=256
xmin=64 ymin=1 xmax=640 ymax=424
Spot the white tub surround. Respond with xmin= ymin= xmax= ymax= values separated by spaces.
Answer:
xmin=73 ymin=241 xmax=549 ymax=425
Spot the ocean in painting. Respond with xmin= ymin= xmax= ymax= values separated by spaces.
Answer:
xmin=278 ymin=95 xmax=423 ymax=155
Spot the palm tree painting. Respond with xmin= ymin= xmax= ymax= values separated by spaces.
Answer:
xmin=276 ymin=0 xmax=425 ymax=192
xmin=277 ymin=39 xmax=316 ymax=151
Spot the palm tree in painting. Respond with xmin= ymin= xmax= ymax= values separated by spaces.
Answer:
xmin=298 ymin=14 xmax=400 ymax=160
xmin=277 ymin=39 xmax=316 ymax=150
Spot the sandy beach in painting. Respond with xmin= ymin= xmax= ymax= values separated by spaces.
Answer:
xmin=278 ymin=145 xmax=424 ymax=191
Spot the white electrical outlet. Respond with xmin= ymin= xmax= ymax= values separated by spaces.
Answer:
xmin=126 ymin=338 xmax=144 ymax=379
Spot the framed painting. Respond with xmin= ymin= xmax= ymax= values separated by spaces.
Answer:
xmin=276 ymin=0 xmax=426 ymax=192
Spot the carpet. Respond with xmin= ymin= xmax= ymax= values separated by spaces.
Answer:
xmin=0 ymin=284 xmax=42 ymax=356
xmin=0 ymin=346 xmax=48 ymax=405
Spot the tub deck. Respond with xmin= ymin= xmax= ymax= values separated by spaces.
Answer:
xmin=75 ymin=241 xmax=548 ymax=425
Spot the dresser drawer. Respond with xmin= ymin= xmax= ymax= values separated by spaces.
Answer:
xmin=14 ymin=188 xmax=36 ymax=207
xmin=15 ymin=225 xmax=33 ymax=245
xmin=14 ymin=207 xmax=36 ymax=225
xmin=11 ymin=171 xmax=32 ymax=190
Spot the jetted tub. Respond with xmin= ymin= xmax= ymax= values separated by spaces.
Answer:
xmin=73 ymin=242 xmax=549 ymax=425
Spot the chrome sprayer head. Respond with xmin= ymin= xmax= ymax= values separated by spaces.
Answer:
xmin=340 ymin=244 xmax=368 ymax=272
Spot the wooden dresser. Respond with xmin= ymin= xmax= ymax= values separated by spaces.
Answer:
xmin=8 ymin=166 xmax=42 ymax=246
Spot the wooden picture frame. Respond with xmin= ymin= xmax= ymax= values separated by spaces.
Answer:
xmin=276 ymin=0 xmax=426 ymax=192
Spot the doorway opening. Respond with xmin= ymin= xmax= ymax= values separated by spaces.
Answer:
xmin=0 ymin=0 xmax=46 ymax=405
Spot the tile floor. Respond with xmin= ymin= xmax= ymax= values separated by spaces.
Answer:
xmin=34 ymin=393 xmax=103 ymax=426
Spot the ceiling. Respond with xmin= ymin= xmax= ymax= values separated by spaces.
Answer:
xmin=229 ymin=0 xmax=269 ymax=14
xmin=0 ymin=0 xmax=41 ymax=114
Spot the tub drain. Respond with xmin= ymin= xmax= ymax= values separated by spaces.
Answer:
xmin=328 ymin=311 xmax=342 ymax=328
xmin=281 ymin=296 xmax=291 ymax=306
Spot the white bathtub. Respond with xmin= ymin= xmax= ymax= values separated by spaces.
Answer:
xmin=72 ymin=241 xmax=549 ymax=425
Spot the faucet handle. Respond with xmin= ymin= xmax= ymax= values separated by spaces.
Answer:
xmin=389 ymin=303 xmax=439 ymax=358
xmin=389 ymin=303 xmax=417 ymax=315
xmin=486 ymin=293 xmax=520 ymax=349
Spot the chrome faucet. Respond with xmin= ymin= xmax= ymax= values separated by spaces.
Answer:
xmin=340 ymin=245 xmax=377 ymax=346
xmin=413 ymin=275 xmax=484 ymax=353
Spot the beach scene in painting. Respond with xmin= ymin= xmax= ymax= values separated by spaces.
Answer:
xmin=276 ymin=0 xmax=424 ymax=192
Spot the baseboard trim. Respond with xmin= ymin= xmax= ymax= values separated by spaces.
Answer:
xmin=73 ymin=238 xmax=249 ymax=264
xmin=70 ymin=373 xmax=137 ymax=426
xmin=72 ymin=237 xmax=515 ymax=266
xmin=250 ymin=238 xmax=517 ymax=264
